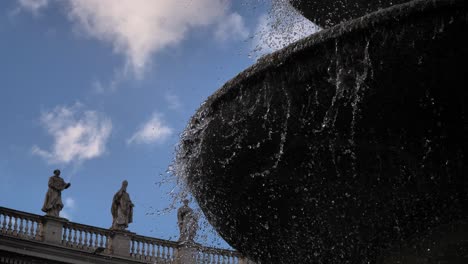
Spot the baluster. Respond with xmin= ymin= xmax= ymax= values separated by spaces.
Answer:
xmin=166 ymin=247 xmax=171 ymax=259
xmin=1 ymin=214 xmax=5 ymax=233
xmin=143 ymin=241 xmax=148 ymax=259
xmin=89 ymin=232 xmax=95 ymax=248
xmin=132 ymin=240 xmax=137 ymax=257
xmin=18 ymin=217 xmax=24 ymax=237
xmin=88 ymin=232 xmax=94 ymax=249
xmin=146 ymin=242 xmax=151 ymax=259
xmin=156 ymin=244 xmax=161 ymax=259
xmin=35 ymin=221 xmax=43 ymax=240
xmin=162 ymin=246 xmax=167 ymax=260
xmin=83 ymin=231 xmax=88 ymax=249
xmin=66 ymin=227 xmax=72 ymax=246
xmin=136 ymin=241 xmax=141 ymax=258
xmin=62 ymin=227 xmax=67 ymax=244
xmin=130 ymin=240 xmax=135 ymax=256
xmin=12 ymin=216 xmax=18 ymax=236
xmin=78 ymin=229 xmax=83 ymax=248
xmin=147 ymin=242 xmax=151 ymax=259
xmin=7 ymin=215 xmax=13 ymax=234
xmin=24 ymin=219 xmax=30 ymax=237
xmin=140 ymin=241 xmax=145 ymax=259
xmin=99 ymin=233 xmax=104 ymax=248
xmin=29 ymin=221 xmax=35 ymax=238
xmin=150 ymin=242 xmax=155 ymax=260
xmin=94 ymin=233 xmax=99 ymax=248
xmin=140 ymin=241 xmax=144 ymax=258
xmin=72 ymin=228 xmax=77 ymax=247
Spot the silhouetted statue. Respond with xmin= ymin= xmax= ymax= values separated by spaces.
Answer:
xmin=41 ymin=169 xmax=71 ymax=217
xmin=177 ymin=199 xmax=198 ymax=242
xmin=111 ymin=180 xmax=134 ymax=231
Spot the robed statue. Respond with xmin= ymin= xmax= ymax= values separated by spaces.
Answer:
xmin=111 ymin=180 xmax=134 ymax=231
xmin=177 ymin=199 xmax=198 ymax=242
xmin=42 ymin=169 xmax=71 ymax=217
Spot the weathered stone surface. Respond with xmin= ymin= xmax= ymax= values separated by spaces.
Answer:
xmin=289 ymin=0 xmax=412 ymax=27
xmin=176 ymin=0 xmax=468 ymax=263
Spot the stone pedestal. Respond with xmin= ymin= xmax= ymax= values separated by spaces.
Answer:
xmin=175 ymin=241 xmax=199 ymax=264
xmin=42 ymin=216 xmax=68 ymax=244
xmin=108 ymin=231 xmax=133 ymax=257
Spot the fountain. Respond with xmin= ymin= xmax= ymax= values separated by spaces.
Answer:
xmin=176 ymin=0 xmax=468 ymax=263
xmin=288 ymin=0 xmax=413 ymax=27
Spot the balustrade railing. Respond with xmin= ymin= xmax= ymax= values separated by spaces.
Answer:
xmin=0 ymin=207 xmax=42 ymax=241
xmin=130 ymin=234 xmax=178 ymax=262
xmin=0 ymin=206 xmax=254 ymax=264
xmin=196 ymin=246 xmax=245 ymax=264
xmin=62 ymin=222 xmax=111 ymax=252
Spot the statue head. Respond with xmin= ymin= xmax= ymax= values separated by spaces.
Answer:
xmin=122 ymin=180 xmax=128 ymax=190
xmin=53 ymin=169 xmax=61 ymax=176
xmin=183 ymin=199 xmax=189 ymax=206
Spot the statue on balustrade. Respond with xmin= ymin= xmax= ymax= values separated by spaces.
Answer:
xmin=111 ymin=180 xmax=134 ymax=231
xmin=177 ymin=199 xmax=198 ymax=243
xmin=41 ymin=169 xmax=71 ymax=217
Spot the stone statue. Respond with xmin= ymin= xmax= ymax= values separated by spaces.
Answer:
xmin=111 ymin=180 xmax=134 ymax=231
xmin=177 ymin=199 xmax=198 ymax=242
xmin=41 ymin=169 xmax=71 ymax=217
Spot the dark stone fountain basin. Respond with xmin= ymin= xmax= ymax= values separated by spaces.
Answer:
xmin=177 ymin=0 xmax=468 ymax=263
xmin=288 ymin=0 xmax=413 ymax=27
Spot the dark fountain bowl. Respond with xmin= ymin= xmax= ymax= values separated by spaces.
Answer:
xmin=288 ymin=0 xmax=414 ymax=28
xmin=176 ymin=0 xmax=468 ymax=263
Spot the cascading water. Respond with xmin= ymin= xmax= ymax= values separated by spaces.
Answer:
xmin=175 ymin=0 xmax=468 ymax=263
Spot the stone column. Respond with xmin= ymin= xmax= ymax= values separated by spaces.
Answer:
xmin=175 ymin=241 xmax=199 ymax=264
xmin=108 ymin=230 xmax=133 ymax=257
xmin=41 ymin=216 xmax=68 ymax=244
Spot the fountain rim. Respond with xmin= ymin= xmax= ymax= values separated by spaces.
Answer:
xmin=193 ymin=0 xmax=462 ymax=119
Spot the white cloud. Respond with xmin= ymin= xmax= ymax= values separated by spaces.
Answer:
xmin=128 ymin=113 xmax=172 ymax=145
xmin=16 ymin=0 xmax=249 ymax=84
xmin=17 ymin=0 xmax=49 ymax=14
xmin=215 ymin=12 xmax=249 ymax=42
xmin=65 ymin=0 xmax=237 ymax=77
xmin=32 ymin=103 xmax=112 ymax=165
xmin=61 ymin=197 xmax=76 ymax=220
xmin=64 ymin=197 xmax=76 ymax=210
xmin=252 ymin=2 xmax=321 ymax=57
xmin=165 ymin=93 xmax=182 ymax=111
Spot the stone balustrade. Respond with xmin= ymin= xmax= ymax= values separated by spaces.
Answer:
xmin=130 ymin=234 xmax=178 ymax=262
xmin=0 ymin=206 xmax=255 ymax=263
xmin=195 ymin=246 xmax=244 ymax=264
xmin=62 ymin=221 xmax=111 ymax=252
xmin=0 ymin=207 xmax=42 ymax=241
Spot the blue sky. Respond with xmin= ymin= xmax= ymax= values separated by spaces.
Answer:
xmin=0 ymin=0 xmax=318 ymax=248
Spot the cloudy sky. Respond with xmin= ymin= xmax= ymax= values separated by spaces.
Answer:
xmin=0 ymin=0 xmax=318 ymax=247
